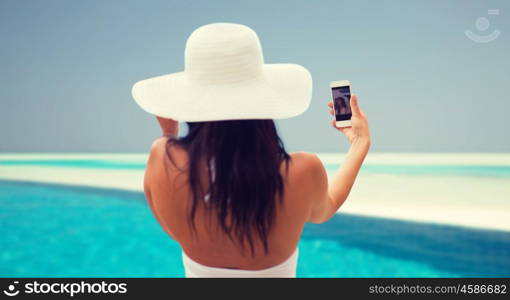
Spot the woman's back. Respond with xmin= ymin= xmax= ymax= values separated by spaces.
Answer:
xmin=133 ymin=23 xmax=370 ymax=277
xmin=145 ymin=137 xmax=318 ymax=270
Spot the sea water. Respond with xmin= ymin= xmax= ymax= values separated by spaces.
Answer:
xmin=0 ymin=153 xmax=509 ymax=277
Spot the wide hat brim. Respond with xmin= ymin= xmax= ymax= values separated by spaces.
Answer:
xmin=131 ymin=63 xmax=312 ymax=122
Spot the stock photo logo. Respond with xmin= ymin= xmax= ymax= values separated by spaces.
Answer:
xmin=1 ymin=281 xmax=128 ymax=297
xmin=3 ymin=281 xmax=20 ymax=297
xmin=465 ymin=9 xmax=501 ymax=43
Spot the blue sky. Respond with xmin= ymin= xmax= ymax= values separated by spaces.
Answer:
xmin=0 ymin=0 xmax=509 ymax=152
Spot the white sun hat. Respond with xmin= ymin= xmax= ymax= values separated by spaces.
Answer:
xmin=131 ymin=23 xmax=313 ymax=122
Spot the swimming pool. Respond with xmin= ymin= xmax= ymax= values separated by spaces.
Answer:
xmin=1 ymin=180 xmax=509 ymax=277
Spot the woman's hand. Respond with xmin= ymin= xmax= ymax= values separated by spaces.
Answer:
xmin=327 ymin=94 xmax=370 ymax=149
xmin=156 ymin=116 xmax=179 ymax=137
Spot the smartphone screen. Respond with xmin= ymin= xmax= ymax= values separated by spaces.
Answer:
xmin=332 ymin=86 xmax=352 ymax=121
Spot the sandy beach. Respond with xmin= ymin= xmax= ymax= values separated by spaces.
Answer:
xmin=1 ymin=153 xmax=509 ymax=232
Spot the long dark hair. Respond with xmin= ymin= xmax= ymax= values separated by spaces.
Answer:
xmin=165 ymin=119 xmax=291 ymax=256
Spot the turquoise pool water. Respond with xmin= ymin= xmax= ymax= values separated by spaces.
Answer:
xmin=1 ymin=180 xmax=509 ymax=277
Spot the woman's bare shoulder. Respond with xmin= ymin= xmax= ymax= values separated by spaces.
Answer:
xmin=287 ymin=152 xmax=325 ymax=186
xmin=285 ymin=152 xmax=327 ymax=212
xmin=147 ymin=136 xmax=169 ymax=164
xmin=289 ymin=152 xmax=324 ymax=172
xmin=147 ymin=136 xmax=187 ymax=172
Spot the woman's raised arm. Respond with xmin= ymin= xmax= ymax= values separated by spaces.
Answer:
xmin=307 ymin=94 xmax=370 ymax=223
xmin=156 ymin=116 xmax=179 ymax=137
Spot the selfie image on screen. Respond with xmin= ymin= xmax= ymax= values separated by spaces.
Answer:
xmin=332 ymin=86 xmax=352 ymax=121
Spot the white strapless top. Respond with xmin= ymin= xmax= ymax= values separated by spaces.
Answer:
xmin=182 ymin=248 xmax=299 ymax=278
